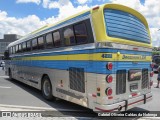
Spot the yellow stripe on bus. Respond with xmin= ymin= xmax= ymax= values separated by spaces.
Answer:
xmin=12 ymin=53 xmax=152 ymax=62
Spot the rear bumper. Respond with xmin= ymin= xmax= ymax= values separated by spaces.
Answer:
xmin=94 ymin=92 xmax=152 ymax=112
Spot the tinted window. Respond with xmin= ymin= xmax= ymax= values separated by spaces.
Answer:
xmin=26 ymin=41 xmax=31 ymax=51
xmin=22 ymin=42 xmax=27 ymax=52
xmin=53 ymin=31 xmax=61 ymax=47
xmin=38 ymin=36 xmax=44 ymax=49
xmin=64 ymin=27 xmax=75 ymax=46
xmin=74 ymin=23 xmax=87 ymax=44
xmin=46 ymin=33 xmax=53 ymax=48
xmin=32 ymin=39 xmax=38 ymax=50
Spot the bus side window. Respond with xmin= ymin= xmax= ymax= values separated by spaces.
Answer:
xmin=38 ymin=36 xmax=45 ymax=49
xmin=74 ymin=23 xmax=88 ymax=44
xmin=19 ymin=44 xmax=22 ymax=53
xmin=26 ymin=41 xmax=31 ymax=51
xmin=32 ymin=38 xmax=38 ymax=50
xmin=22 ymin=42 xmax=27 ymax=52
xmin=63 ymin=27 xmax=75 ymax=46
xmin=13 ymin=46 xmax=15 ymax=54
xmin=46 ymin=33 xmax=54 ymax=48
xmin=16 ymin=45 xmax=19 ymax=54
xmin=9 ymin=47 xmax=12 ymax=54
xmin=53 ymin=31 xmax=61 ymax=47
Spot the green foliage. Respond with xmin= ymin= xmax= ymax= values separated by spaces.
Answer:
xmin=152 ymin=51 xmax=160 ymax=56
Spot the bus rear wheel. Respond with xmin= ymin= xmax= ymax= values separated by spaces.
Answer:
xmin=42 ymin=76 xmax=54 ymax=100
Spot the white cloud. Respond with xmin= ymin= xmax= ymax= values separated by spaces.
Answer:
xmin=42 ymin=0 xmax=89 ymax=19
xmin=0 ymin=10 xmax=45 ymax=38
xmin=77 ymin=0 xmax=88 ymax=4
xmin=110 ymin=0 xmax=160 ymax=46
xmin=150 ymin=28 xmax=160 ymax=47
xmin=16 ymin=0 xmax=41 ymax=5
xmin=0 ymin=1 xmax=89 ymax=39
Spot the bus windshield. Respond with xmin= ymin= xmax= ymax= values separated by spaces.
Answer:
xmin=104 ymin=9 xmax=150 ymax=44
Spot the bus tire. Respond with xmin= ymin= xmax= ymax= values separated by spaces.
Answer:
xmin=42 ymin=76 xmax=54 ymax=100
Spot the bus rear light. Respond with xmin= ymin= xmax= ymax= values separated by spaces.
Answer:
xmin=150 ymin=72 xmax=154 ymax=77
xmin=132 ymin=93 xmax=137 ymax=97
xmin=105 ymin=87 xmax=112 ymax=96
xmin=107 ymin=62 xmax=113 ymax=70
xmin=106 ymin=75 xmax=113 ymax=83
xmin=93 ymin=6 xmax=99 ymax=10
xmin=151 ymin=63 xmax=154 ymax=68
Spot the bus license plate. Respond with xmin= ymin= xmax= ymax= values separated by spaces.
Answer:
xmin=130 ymin=83 xmax=138 ymax=92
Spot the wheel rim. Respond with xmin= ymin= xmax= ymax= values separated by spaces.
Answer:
xmin=43 ymin=80 xmax=51 ymax=96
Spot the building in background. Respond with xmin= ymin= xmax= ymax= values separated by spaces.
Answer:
xmin=0 ymin=34 xmax=21 ymax=60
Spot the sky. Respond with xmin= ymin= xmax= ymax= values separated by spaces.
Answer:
xmin=0 ymin=0 xmax=159 ymax=47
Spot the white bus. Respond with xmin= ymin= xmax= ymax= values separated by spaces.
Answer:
xmin=4 ymin=3 xmax=153 ymax=112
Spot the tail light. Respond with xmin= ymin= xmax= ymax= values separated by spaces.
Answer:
xmin=105 ymin=87 xmax=112 ymax=96
xmin=151 ymin=63 xmax=154 ymax=68
xmin=106 ymin=75 xmax=113 ymax=83
xmin=93 ymin=6 xmax=99 ymax=10
xmin=150 ymin=71 xmax=154 ymax=77
xmin=107 ymin=62 xmax=113 ymax=70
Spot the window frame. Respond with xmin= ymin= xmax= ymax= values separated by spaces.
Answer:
xmin=26 ymin=40 xmax=31 ymax=52
xmin=22 ymin=42 xmax=27 ymax=52
xmin=37 ymin=36 xmax=45 ymax=50
xmin=73 ymin=22 xmax=88 ymax=45
xmin=63 ymin=26 xmax=76 ymax=46
xmin=18 ymin=44 xmax=22 ymax=53
xmin=53 ymin=30 xmax=61 ymax=48
xmin=45 ymin=32 xmax=54 ymax=49
xmin=32 ymin=38 xmax=38 ymax=50
xmin=15 ymin=45 xmax=19 ymax=53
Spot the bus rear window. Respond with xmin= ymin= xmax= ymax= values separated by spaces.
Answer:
xmin=104 ymin=9 xmax=150 ymax=44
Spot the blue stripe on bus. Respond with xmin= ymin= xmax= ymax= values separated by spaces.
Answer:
xmin=12 ymin=61 xmax=152 ymax=74
xmin=12 ymin=48 xmax=151 ymax=58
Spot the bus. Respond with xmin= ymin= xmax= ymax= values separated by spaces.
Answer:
xmin=4 ymin=3 xmax=153 ymax=112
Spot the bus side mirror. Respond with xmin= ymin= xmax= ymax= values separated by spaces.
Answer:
xmin=4 ymin=50 xmax=10 ymax=60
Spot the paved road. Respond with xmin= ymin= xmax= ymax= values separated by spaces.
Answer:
xmin=0 ymin=67 xmax=160 ymax=119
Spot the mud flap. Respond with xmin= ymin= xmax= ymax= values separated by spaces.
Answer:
xmin=125 ymin=100 xmax=128 ymax=111
xmin=144 ymin=94 xmax=146 ymax=104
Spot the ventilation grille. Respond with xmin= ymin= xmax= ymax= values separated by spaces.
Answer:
xmin=69 ymin=67 xmax=85 ymax=93
xmin=142 ymin=69 xmax=149 ymax=89
xmin=116 ymin=70 xmax=126 ymax=95
xmin=104 ymin=9 xmax=150 ymax=43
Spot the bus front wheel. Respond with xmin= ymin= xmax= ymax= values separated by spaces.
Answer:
xmin=42 ymin=76 xmax=54 ymax=100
